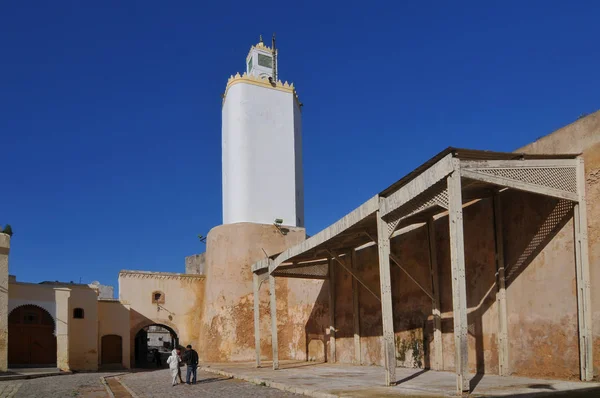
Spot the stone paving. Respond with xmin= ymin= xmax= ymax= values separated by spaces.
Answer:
xmin=0 ymin=373 xmax=112 ymax=398
xmin=0 ymin=370 xmax=299 ymax=398
xmin=120 ymin=369 xmax=300 ymax=397
xmin=199 ymin=361 xmax=600 ymax=397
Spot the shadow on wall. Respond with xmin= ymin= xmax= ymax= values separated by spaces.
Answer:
xmin=302 ymin=190 xmax=575 ymax=379
xmin=304 ymin=285 xmax=330 ymax=362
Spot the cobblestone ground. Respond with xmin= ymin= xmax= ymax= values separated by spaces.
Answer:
xmin=120 ymin=369 xmax=300 ymax=397
xmin=0 ymin=373 xmax=113 ymax=398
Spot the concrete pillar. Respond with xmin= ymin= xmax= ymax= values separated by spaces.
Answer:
xmin=54 ymin=288 xmax=71 ymax=371
xmin=253 ymin=273 xmax=261 ymax=368
xmin=269 ymin=275 xmax=279 ymax=370
xmin=0 ymin=233 xmax=10 ymax=372
xmin=447 ymin=161 xmax=470 ymax=394
xmin=328 ymin=258 xmax=336 ymax=363
xmin=376 ymin=202 xmax=397 ymax=386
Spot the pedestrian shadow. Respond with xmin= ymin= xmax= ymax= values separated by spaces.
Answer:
xmin=197 ymin=376 xmax=233 ymax=384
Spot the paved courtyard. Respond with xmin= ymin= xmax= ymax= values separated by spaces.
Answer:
xmin=120 ymin=369 xmax=300 ymax=397
xmin=0 ymin=372 xmax=112 ymax=398
xmin=0 ymin=369 xmax=299 ymax=398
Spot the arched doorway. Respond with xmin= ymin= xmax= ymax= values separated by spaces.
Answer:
xmin=8 ymin=305 xmax=57 ymax=367
xmin=101 ymin=335 xmax=123 ymax=366
xmin=134 ymin=324 xmax=178 ymax=368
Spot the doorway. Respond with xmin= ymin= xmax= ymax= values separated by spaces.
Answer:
xmin=8 ymin=305 xmax=57 ymax=367
xmin=101 ymin=335 xmax=123 ymax=366
xmin=133 ymin=324 xmax=178 ymax=368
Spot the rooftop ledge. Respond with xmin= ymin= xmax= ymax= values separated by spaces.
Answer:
xmin=222 ymin=72 xmax=302 ymax=108
xmin=119 ymin=270 xmax=205 ymax=279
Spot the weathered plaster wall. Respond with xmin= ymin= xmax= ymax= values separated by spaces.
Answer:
xmin=0 ymin=234 xmax=10 ymax=371
xmin=98 ymin=300 xmax=131 ymax=368
xmin=67 ymin=287 xmax=99 ymax=371
xmin=118 ymin=271 xmax=205 ymax=364
xmin=200 ymin=222 xmax=308 ymax=362
xmin=222 ymin=82 xmax=304 ymax=227
xmin=89 ymin=281 xmax=114 ymax=299
xmin=185 ymin=253 xmax=206 ymax=275
xmin=7 ymin=282 xmax=100 ymax=371
xmin=277 ymin=277 xmax=327 ymax=362
xmin=516 ymin=110 xmax=600 ymax=378
xmin=323 ymin=111 xmax=599 ymax=380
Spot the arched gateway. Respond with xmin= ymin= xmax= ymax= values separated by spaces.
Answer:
xmin=133 ymin=323 xmax=179 ymax=368
xmin=8 ymin=305 xmax=57 ymax=366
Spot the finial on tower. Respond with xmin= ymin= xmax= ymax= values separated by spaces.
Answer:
xmin=259 ymin=34 xmax=263 ymax=44
xmin=271 ymin=33 xmax=277 ymax=82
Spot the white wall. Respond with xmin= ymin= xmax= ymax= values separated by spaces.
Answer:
xmin=222 ymin=82 xmax=304 ymax=227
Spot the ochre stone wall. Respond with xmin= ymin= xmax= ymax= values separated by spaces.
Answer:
xmin=200 ymin=222 xmax=323 ymax=362
xmin=67 ymin=286 xmax=99 ymax=371
xmin=98 ymin=301 xmax=131 ymax=368
xmin=329 ymin=194 xmax=577 ymax=378
xmin=118 ymin=272 xmax=205 ymax=364
xmin=516 ymin=110 xmax=600 ymax=378
xmin=325 ymin=110 xmax=599 ymax=380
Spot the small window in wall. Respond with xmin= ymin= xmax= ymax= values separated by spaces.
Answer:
xmin=258 ymin=53 xmax=272 ymax=68
xmin=73 ymin=308 xmax=85 ymax=319
xmin=152 ymin=291 xmax=165 ymax=304
xmin=247 ymin=56 xmax=253 ymax=73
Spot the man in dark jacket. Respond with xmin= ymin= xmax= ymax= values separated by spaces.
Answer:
xmin=182 ymin=344 xmax=199 ymax=384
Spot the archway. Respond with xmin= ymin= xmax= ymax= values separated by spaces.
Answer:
xmin=134 ymin=324 xmax=179 ymax=368
xmin=8 ymin=305 xmax=57 ymax=367
xmin=101 ymin=335 xmax=123 ymax=366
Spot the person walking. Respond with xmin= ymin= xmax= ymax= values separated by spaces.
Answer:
xmin=153 ymin=349 xmax=162 ymax=368
xmin=182 ymin=345 xmax=199 ymax=385
xmin=166 ymin=349 xmax=181 ymax=386
xmin=176 ymin=348 xmax=184 ymax=384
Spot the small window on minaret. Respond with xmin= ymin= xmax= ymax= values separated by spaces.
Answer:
xmin=258 ymin=54 xmax=272 ymax=68
xmin=248 ymin=57 xmax=253 ymax=73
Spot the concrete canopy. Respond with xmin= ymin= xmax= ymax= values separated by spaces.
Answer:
xmin=251 ymin=146 xmax=591 ymax=394
xmin=254 ymin=147 xmax=580 ymax=278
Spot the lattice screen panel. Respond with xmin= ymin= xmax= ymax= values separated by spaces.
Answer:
xmin=272 ymin=263 xmax=329 ymax=279
xmin=384 ymin=180 xmax=448 ymax=235
xmin=470 ymin=167 xmax=576 ymax=194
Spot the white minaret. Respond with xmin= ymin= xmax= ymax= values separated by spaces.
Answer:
xmin=222 ymin=35 xmax=304 ymax=227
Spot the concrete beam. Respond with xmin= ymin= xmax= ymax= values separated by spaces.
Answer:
xmin=270 ymin=196 xmax=380 ymax=273
xmin=380 ymin=154 xmax=454 ymax=218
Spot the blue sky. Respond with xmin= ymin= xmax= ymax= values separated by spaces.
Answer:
xmin=1 ymin=1 xmax=598 ymax=292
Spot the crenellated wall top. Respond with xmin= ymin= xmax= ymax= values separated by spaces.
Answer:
xmin=118 ymin=270 xmax=205 ymax=281
xmin=223 ymin=72 xmax=302 ymax=108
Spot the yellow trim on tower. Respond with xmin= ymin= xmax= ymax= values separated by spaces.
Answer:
xmin=222 ymin=72 xmax=302 ymax=109
xmin=246 ymin=42 xmax=273 ymax=61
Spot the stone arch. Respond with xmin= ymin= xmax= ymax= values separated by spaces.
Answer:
xmin=8 ymin=304 xmax=57 ymax=366
xmin=130 ymin=319 xmax=180 ymax=368
xmin=8 ymin=301 xmax=56 ymax=332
